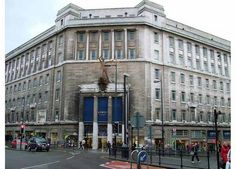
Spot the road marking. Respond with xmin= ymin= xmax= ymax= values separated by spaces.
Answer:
xmin=66 ymin=156 xmax=74 ymax=160
xmin=21 ymin=161 xmax=60 ymax=169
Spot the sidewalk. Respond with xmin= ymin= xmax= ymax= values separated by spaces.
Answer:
xmin=101 ymin=161 xmax=167 ymax=169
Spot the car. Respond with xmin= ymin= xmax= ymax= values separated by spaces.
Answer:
xmin=11 ymin=138 xmax=28 ymax=149
xmin=27 ymin=137 xmax=50 ymax=152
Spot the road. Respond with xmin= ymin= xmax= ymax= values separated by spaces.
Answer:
xmin=6 ymin=149 xmax=110 ymax=169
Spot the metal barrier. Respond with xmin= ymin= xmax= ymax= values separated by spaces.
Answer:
xmin=109 ymin=147 xmax=214 ymax=169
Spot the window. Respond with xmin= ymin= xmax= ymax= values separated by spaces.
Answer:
xmin=221 ymin=97 xmax=225 ymax=106
xmin=39 ymin=76 xmax=43 ymax=86
xmin=78 ymin=32 xmax=85 ymax=42
xmin=188 ymin=57 xmax=193 ymax=68
xmin=171 ymin=72 xmax=176 ymax=82
xmin=189 ymin=75 xmax=194 ymax=86
xmin=196 ymin=59 xmax=201 ymax=70
xmin=169 ymin=37 xmax=174 ymax=48
xmin=181 ymin=92 xmax=186 ymax=102
xmin=197 ymin=77 xmax=202 ymax=87
xmin=198 ymin=94 xmax=202 ymax=104
xmin=228 ymin=98 xmax=231 ymax=107
xmin=33 ymin=78 xmax=37 ymax=87
xmin=181 ymin=110 xmax=186 ymax=121
xmin=154 ymin=50 xmax=159 ymax=60
xmin=28 ymin=80 xmax=31 ymax=89
xmin=155 ymin=69 xmax=160 ymax=79
xmin=155 ymin=88 xmax=160 ymax=100
xmin=128 ymin=49 xmax=136 ymax=59
xmin=44 ymin=91 xmax=48 ymax=102
xmin=225 ymin=67 xmax=229 ymax=77
xmin=55 ymin=110 xmax=59 ymax=121
xmin=90 ymin=50 xmax=97 ymax=60
xmin=103 ymin=32 xmax=109 ymax=41
xmin=115 ymin=49 xmax=123 ymax=59
xmin=171 ymin=90 xmax=176 ymax=101
xmin=199 ymin=112 xmax=203 ymax=122
xmin=56 ymin=70 xmax=61 ymax=82
xmin=178 ymin=39 xmax=183 ymax=50
xmin=179 ymin=54 xmax=184 ymax=66
xmin=115 ymin=31 xmax=123 ymax=41
xmin=218 ymin=65 xmax=223 ymax=75
xmin=154 ymin=15 xmax=158 ymax=21
xmin=60 ymin=19 xmax=63 ymax=26
xmin=206 ymin=95 xmax=210 ymax=104
xmin=190 ymin=93 xmax=194 ymax=103
xmin=210 ymin=50 xmax=214 ymax=60
xmin=155 ymin=108 xmax=160 ymax=120
xmin=169 ymin=52 xmax=175 ymax=64
xmin=59 ymin=35 xmax=63 ymax=46
xmin=38 ymin=93 xmax=42 ymax=103
xmin=77 ymin=50 xmax=85 ymax=60
xmin=226 ymin=83 xmax=230 ymax=92
xmin=180 ymin=73 xmax=185 ymax=84
xmin=90 ymin=32 xmax=98 ymax=41
xmin=217 ymin=52 xmax=221 ymax=62
xmin=128 ymin=31 xmax=135 ymax=41
xmin=207 ymin=112 xmax=211 ymax=122
xmin=211 ymin=64 xmax=216 ymax=74
xmin=220 ymin=81 xmax=223 ymax=91
xmin=18 ymin=83 xmax=21 ymax=91
xmin=58 ymin=53 xmax=63 ymax=63
xmin=213 ymin=80 xmax=217 ymax=89
xmin=223 ymin=54 xmax=228 ymax=65
xmin=55 ymin=88 xmax=60 ymax=101
xmin=154 ymin=32 xmax=159 ymax=43
xmin=103 ymin=49 xmax=110 ymax=60
xmin=45 ymin=74 xmax=49 ymax=84
xmin=195 ymin=45 xmax=200 ymax=55
xmin=214 ymin=96 xmax=217 ymax=105
xmin=206 ymin=79 xmax=209 ymax=88
xmin=171 ymin=109 xmax=176 ymax=121
xmin=203 ymin=47 xmax=207 ymax=57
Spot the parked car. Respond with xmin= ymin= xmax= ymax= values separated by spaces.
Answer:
xmin=11 ymin=138 xmax=28 ymax=149
xmin=28 ymin=137 xmax=50 ymax=152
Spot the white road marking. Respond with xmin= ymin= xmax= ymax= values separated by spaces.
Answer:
xmin=21 ymin=161 xmax=60 ymax=169
xmin=66 ymin=156 xmax=74 ymax=160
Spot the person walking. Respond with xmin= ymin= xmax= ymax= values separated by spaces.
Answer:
xmin=107 ymin=141 xmax=111 ymax=155
xmin=220 ymin=142 xmax=230 ymax=169
xmin=191 ymin=142 xmax=200 ymax=164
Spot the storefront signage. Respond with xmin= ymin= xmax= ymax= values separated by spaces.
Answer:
xmin=223 ymin=131 xmax=230 ymax=139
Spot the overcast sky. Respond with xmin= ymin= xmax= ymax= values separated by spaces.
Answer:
xmin=5 ymin=0 xmax=233 ymax=53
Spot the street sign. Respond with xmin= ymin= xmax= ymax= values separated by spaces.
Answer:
xmin=138 ymin=150 xmax=148 ymax=162
xmin=130 ymin=112 xmax=145 ymax=129
xmin=131 ymin=150 xmax=139 ymax=161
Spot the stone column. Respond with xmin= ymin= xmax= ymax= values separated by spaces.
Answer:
xmin=92 ymin=96 xmax=98 ymax=149
xmin=221 ymin=52 xmax=225 ymax=76
xmin=207 ymin=48 xmax=212 ymax=73
xmin=79 ymin=122 xmax=84 ymax=142
xmin=107 ymin=96 xmax=113 ymax=145
xmin=227 ymin=55 xmax=231 ymax=77
xmin=200 ymin=46 xmax=204 ymax=71
xmin=98 ymin=30 xmax=102 ymax=58
xmin=124 ymin=28 xmax=127 ymax=59
xmin=214 ymin=50 xmax=219 ymax=75
xmin=111 ymin=29 xmax=115 ymax=59
xmin=86 ymin=31 xmax=90 ymax=60
xmin=192 ymin=44 xmax=196 ymax=69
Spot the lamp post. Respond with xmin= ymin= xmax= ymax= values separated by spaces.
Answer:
xmin=214 ymin=107 xmax=221 ymax=169
xmin=123 ymin=73 xmax=129 ymax=145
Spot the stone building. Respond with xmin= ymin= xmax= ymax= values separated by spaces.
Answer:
xmin=5 ymin=0 xmax=230 ymax=150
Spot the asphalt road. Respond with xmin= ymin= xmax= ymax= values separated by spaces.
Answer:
xmin=6 ymin=149 xmax=110 ymax=169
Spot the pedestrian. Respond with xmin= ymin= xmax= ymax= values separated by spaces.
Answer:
xmin=82 ymin=139 xmax=85 ymax=150
xmin=79 ymin=141 xmax=83 ymax=150
xmin=191 ymin=142 xmax=200 ymax=164
xmin=220 ymin=142 xmax=230 ymax=169
xmin=107 ymin=141 xmax=111 ymax=155
xmin=225 ymin=148 xmax=231 ymax=169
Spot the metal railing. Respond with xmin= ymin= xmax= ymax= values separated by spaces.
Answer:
xmin=109 ymin=146 xmax=214 ymax=169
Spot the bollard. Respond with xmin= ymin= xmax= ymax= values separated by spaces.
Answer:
xmin=207 ymin=151 xmax=210 ymax=169
xmin=180 ymin=150 xmax=183 ymax=169
xmin=158 ymin=147 xmax=161 ymax=165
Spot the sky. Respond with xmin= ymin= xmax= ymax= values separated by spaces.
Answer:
xmin=5 ymin=0 xmax=234 ymax=53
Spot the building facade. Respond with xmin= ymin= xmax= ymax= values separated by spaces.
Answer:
xmin=5 ymin=0 xmax=230 ymax=150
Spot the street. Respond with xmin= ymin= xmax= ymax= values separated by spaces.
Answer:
xmin=6 ymin=149 xmax=110 ymax=169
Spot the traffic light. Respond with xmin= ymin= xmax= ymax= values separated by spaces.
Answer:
xmin=20 ymin=124 xmax=25 ymax=134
